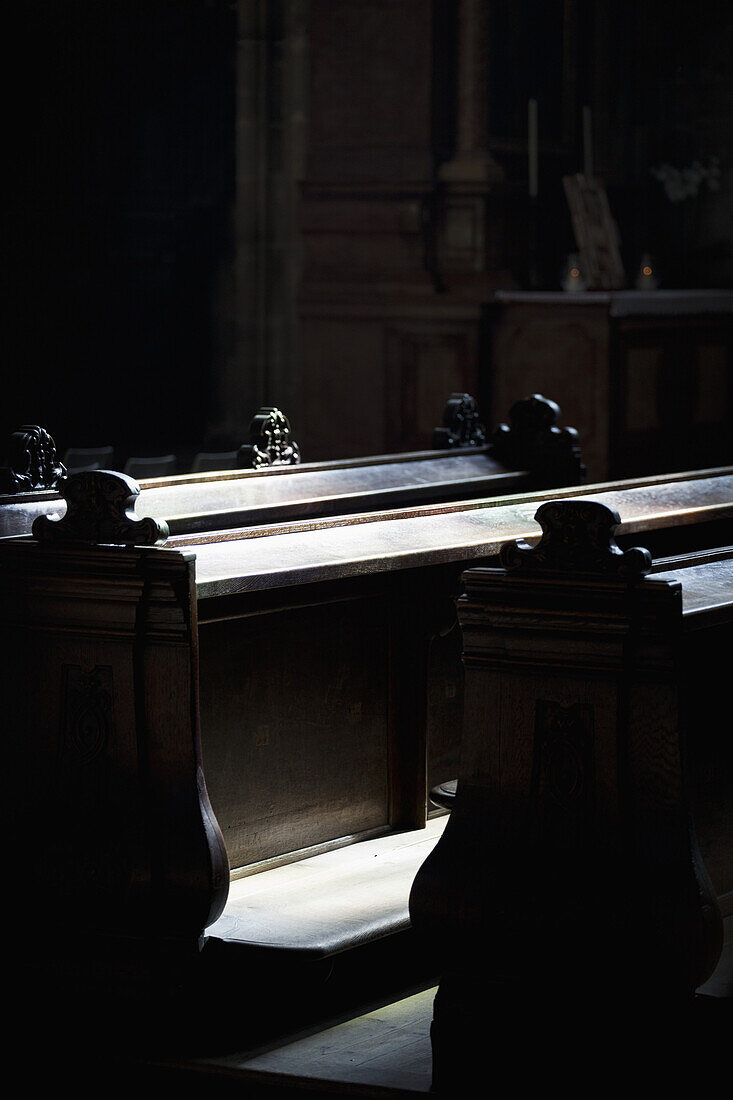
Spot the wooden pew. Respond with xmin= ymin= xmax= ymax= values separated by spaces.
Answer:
xmin=3 ymin=467 xmax=731 ymax=1044
xmin=0 ymin=394 xmax=582 ymax=538
xmin=409 ymin=499 xmax=732 ymax=1085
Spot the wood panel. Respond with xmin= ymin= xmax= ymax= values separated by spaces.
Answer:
xmin=199 ymin=596 xmax=391 ymax=870
xmin=384 ymin=325 xmax=478 ymax=453
xmin=300 ymin=303 xmax=484 ymax=459
xmin=611 ymin=316 xmax=733 ymax=477
xmin=488 ymin=294 xmax=611 ymax=481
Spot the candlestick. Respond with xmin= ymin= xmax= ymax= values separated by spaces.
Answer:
xmin=583 ymin=106 xmax=593 ymax=180
xmin=635 ymin=252 xmax=659 ymax=290
xmin=528 ymin=98 xmax=538 ymax=197
xmin=561 ymin=252 xmax=587 ymax=293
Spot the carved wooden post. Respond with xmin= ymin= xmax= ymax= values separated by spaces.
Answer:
xmin=432 ymin=392 xmax=583 ymax=491
xmin=238 ymin=405 xmax=301 ymax=468
xmin=0 ymin=424 xmax=66 ymax=493
xmin=491 ymin=392 xmax=584 ymax=486
xmin=432 ymin=393 xmax=488 ymax=450
xmin=409 ymin=499 xmax=722 ymax=1085
xmin=3 ymin=472 xmax=229 ymax=1004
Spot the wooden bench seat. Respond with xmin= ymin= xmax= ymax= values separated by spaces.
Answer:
xmin=208 ymin=818 xmax=447 ymax=960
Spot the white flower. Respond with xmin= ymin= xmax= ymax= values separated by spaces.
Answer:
xmin=651 ymin=158 xmax=722 ymax=201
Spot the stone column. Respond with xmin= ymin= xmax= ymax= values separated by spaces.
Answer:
xmin=434 ymin=0 xmax=510 ymax=291
xmin=440 ymin=0 xmax=503 ymax=184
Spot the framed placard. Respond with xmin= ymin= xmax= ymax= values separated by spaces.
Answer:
xmin=563 ymin=174 xmax=625 ymax=290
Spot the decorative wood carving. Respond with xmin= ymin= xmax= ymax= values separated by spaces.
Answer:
xmin=59 ymin=665 xmax=114 ymax=768
xmin=0 ymin=424 xmax=66 ymax=493
xmin=238 ymin=407 xmax=301 ymax=469
xmin=530 ymin=700 xmax=595 ymax=844
xmin=500 ymin=498 xmax=652 ymax=579
xmin=432 ymin=393 xmax=487 ymax=449
xmin=491 ymin=393 xmax=584 ymax=486
xmin=32 ymin=470 xmax=169 ymax=547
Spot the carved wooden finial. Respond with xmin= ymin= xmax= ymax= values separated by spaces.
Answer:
xmin=433 ymin=393 xmax=487 ymax=449
xmin=0 ymin=424 xmax=66 ymax=493
xmin=491 ymin=394 xmax=584 ymax=485
xmin=238 ymin=407 xmax=301 ymax=469
xmin=500 ymin=499 xmax=652 ymax=579
xmin=32 ymin=470 xmax=169 ymax=547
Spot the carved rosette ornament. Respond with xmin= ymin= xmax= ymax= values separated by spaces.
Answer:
xmin=491 ymin=393 xmax=584 ymax=485
xmin=0 ymin=424 xmax=66 ymax=493
xmin=32 ymin=470 xmax=169 ymax=547
xmin=500 ymin=498 xmax=652 ymax=579
xmin=238 ymin=406 xmax=301 ymax=469
xmin=433 ymin=393 xmax=487 ymax=449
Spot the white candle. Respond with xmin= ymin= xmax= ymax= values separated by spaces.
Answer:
xmin=583 ymin=106 xmax=593 ymax=179
xmin=528 ymin=98 xmax=538 ymax=197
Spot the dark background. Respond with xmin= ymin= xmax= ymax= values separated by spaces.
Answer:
xmin=4 ymin=1 xmax=732 ymax=466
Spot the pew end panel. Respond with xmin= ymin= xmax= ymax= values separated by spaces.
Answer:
xmin=2 ymin=539 xmax=229 ymax=1004
xmin=409 ymin=499 xmax=732 ymax=1088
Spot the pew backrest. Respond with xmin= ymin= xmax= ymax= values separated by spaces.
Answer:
xmin=0 ymin=394 xmax=583 ymax=538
